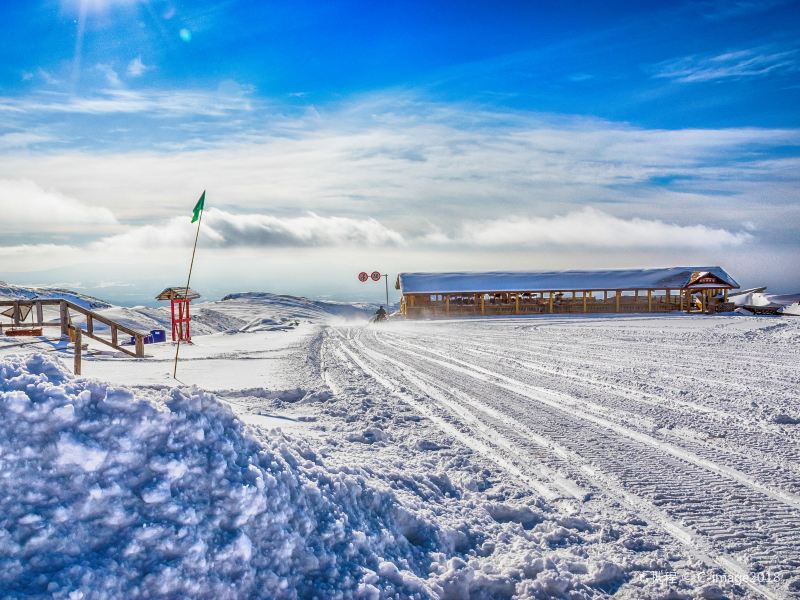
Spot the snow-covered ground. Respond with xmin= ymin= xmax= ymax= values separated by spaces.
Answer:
xmin=1 ymin=291 xmax=799 ymax=598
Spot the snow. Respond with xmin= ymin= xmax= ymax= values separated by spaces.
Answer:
xmin=0 ymin=281 xmax=112 ymax=310
xmin=0 ymin=354 xmax=437 ymax=598
xmin=2 ymin=286 xmax=800 ymax=598
xmin=730 ymin=290 xmax=800 ymax=315
xmin=397 ymin=267 xmax=740 ymax=294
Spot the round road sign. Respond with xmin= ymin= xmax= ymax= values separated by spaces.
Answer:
xmin=371 ymin=271 xmax=382 ymax=281
xmin=358 ymin=271 xmax=369 ymax=282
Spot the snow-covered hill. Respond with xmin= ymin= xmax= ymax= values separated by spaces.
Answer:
xmin=0 ymin=281 xmax=111 ymax=310
xmin=0 ymin=284 xmax=373 ymax=336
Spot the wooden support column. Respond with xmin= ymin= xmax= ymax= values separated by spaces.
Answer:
xmin=724 ymin=289 xmax=728 ymax=302
xmin=549 ymin=292 xmax=554 ymax=313
xmin=111 ymin=325 xmax=118 ymax=346
xmin=583 ymin=291 xmax=588 ymax=313
xmin=615 ymin=291 xmax=621 ymax=312
xmin=86 ymin=314 xmax=94 ymax=336
xmin=60 ymin=301 xmax=69 ymax=337
xmin=666 ymin=289 xmax=671 ymax=309
xmin=480 ymin=294 xmax=485 ymax=315
xmin=515 ymin=294 xmax=520 ymax=314
xmin=445 ymin=294 xmax=450 ymax=316
xmin=679 ymin=290 xmax=684 ymax=311
xmin=685 ymin=290 xmax=691 ymax=313
xmin=35 ymin=301 xmax=44 ymax=325
xmin=73 ymin=328 xmax=82 ymax=375
xmin=603 ymin=290 xmax=608 ymax=301
xmin=135 ymin=335 xmax=145 ymax=358
xmin=647 ymin=289 xmax=652 ymax=312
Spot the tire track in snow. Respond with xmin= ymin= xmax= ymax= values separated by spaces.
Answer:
xmin=382 ymin=333 xmax=800 ymax=513
xmin=399 ymin=333 xmax=800 ymax=492
xmin=327 ymin=329 xmax=567 ymax=503
xmin=341 ymin=326 xmax=799 ymax=598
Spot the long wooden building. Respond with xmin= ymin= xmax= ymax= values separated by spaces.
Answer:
xmin=396 ymin=267 xmax=739 ymax=318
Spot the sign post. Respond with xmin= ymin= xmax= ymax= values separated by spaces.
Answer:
xmin=359 ymin=270 xmax=390 ymax=308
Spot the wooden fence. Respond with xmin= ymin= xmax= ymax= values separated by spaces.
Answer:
xmin=0 ymin=299 xmax=146 ymax=372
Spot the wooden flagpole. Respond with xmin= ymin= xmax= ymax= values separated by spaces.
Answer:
xmin=173 ymin=195 xmax=204 ymax=379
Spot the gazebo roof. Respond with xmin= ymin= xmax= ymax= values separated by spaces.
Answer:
xmin=155 ymin=287 xmax=201 ymax=301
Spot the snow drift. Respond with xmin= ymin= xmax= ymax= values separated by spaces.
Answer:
xmin=0 ymin=354 xmax=439 ymax=599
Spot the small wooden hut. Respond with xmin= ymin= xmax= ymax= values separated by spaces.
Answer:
xmin=156 ymin=287 xmax=201 ymax=342
xmin=396 ymin=267 xmax=739 ymax=319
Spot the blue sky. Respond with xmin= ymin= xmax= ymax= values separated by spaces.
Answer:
xmin=1 ymin=0 xmax=799 ymax=303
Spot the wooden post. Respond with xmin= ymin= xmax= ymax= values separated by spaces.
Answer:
xmin=549 ymin=292 xmax=554 ymax=313
xmin=86 ymin=314 xmax=93 ymax=336
xmin=615 ymin=291 xmax=621 ymax=312
xmin=73 ymin=328 xmax=82 ymax=375
xmin=603 ymin=290 xmax=608 ymax=301
xmin=111 ymin=325 xmax=118 ymax=347
xmin=583 ymin=291 xmax=587 ymax=313
xmin=648 ymin=290 xmax=652 ymax=312
xmin=724 ymin=289 xmax=728 ymax=302
xmin=515 ymin=294 xmax=520 ymax=314
xmin=35 ymin=301 xmax=43 ymax=325
xmin=445 ymin=294 xmax=450 ymax=316
xmin=60 ymin=301 xmax=69 ymax=337
xmin=135 ymin=335 xmax=145 ymax=358
xmin=680 ymin=290 xmax=684 ymax=311
xmin=666 ymin=289 xmax=671 ymax=309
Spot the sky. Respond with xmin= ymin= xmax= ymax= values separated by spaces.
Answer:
xmin=1 ymin=0 xmax=798 ymax=305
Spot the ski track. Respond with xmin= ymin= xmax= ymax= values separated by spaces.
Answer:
xmin=324 ymin=320 xmax=800 ymax=599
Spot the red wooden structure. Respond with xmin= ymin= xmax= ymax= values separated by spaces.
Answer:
xmin=156 ymin=287 xmax=201 ymax=342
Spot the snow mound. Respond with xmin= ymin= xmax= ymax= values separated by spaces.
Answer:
xmin=730 ymin=290 xmax=800 ymax=315
xmin=0 ymin=354 xmax=440 ymax=599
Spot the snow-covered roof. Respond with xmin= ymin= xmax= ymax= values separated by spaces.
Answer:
xmin=397 ymin=267 xmax=739 ymax=294
xmin=155 ymin=287 xmax=201 ymax=301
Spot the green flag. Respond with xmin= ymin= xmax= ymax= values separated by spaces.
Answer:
xmin=191 ymin=191 xmax=205 ymax=223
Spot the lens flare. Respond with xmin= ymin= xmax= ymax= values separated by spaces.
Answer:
xmin=179 ymin=28 xmax=192 ymax=42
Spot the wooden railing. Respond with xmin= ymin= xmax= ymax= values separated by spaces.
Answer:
xmin=0 ymin=299 xmax=146 ymax=366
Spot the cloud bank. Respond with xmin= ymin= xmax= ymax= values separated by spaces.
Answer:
xmin=0 ymin=179 xmax=117 ymax=233
xmin=99 ymin=209 xmax=406 ymax=249
xmin=454 ymin=208 xmax=751 ymax=248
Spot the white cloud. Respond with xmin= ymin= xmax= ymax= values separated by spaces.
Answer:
xmin=0 ymin=95 xmax=797 ymax=292
xmin=454 ymin=208 xmax=751 ymax=248
xmin=1 ymin=97 xmax=797 ymax=228
xmin=93 ymin=208 xmax=406 ymax=250
xmin=652 ymin=46 xmax=799 ymax=82
xmin=0 ymin=132 xmax=53 ymax=150
xmin=96 ymin=64 xmax=122 ymax=87
xmin=0 ymin=84 xmax=254 ymax=117
xmin=0 ymin=179 xmax=118 ymax=233
xmin=127 ymin=57 xmax=148 ymax=78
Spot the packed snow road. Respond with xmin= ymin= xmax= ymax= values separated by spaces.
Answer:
xmin=324 ymin=315 xmax=800 ymax=599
